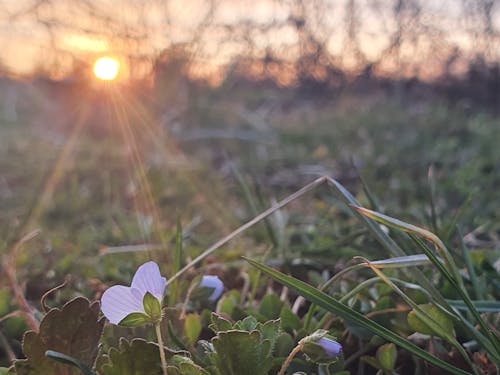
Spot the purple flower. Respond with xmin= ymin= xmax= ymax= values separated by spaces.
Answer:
xmin=316 ymin=337 xmax=342 ymax=357
xmin=199 ymin=275 xmax=224 ymax=301
xmin=301 ymin=331 xmax=342 ymax=364
xmin=101 ymin=261 xmax=167 ymax=325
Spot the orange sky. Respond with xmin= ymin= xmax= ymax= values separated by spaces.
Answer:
xmin=1 ymin=0 xmax=499 ymax=80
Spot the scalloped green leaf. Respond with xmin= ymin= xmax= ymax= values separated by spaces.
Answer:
xmin=209 ymin=313 xmax=233 ymax=332
xmin=234 ymin=316 xmax=259 ymax=331
xmin=97 ymin=338 xmax=182 ymax=375
xmin=13 ymin=297 xmax=104 ymax=375
xmin=211 ymin=330 xmax=273 ymax=375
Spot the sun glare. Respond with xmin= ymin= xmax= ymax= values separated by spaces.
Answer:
xmin=93 ymin=57 xmax=120 ymax=81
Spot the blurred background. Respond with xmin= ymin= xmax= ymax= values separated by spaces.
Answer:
xmin=0 ymin=0 xmax=499 ymax=366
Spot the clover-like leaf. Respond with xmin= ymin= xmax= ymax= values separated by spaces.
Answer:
xmin=13 ymin=297 xmax=104 ymax=375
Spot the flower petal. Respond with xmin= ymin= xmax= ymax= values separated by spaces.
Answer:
xmin=317 ymin=337 xmax=342 ymax=357
xmin=101 ymin=285 xmax=144 ymax=324
xmin=131 ymin=261 xmax=167 ymax=301
xmin=199 ymin=275 xmax=224 ymax=301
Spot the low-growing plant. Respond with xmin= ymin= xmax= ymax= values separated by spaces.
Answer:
xmin=1 ymin=177 xmax=498 ymax=374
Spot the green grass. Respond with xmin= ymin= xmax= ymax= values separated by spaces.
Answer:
xmin=0 ymin=82 xmax=499 ymax=372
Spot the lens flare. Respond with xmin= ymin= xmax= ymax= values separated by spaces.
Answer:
xmin=93 ymin=57 xmax=120 ymax=80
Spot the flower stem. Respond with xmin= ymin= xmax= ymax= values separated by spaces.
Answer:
xmin=278 ymin=341 xmax=303 ymax=375
xmin=318 ymin=364 xmax=332 ymax=375
xmin=155 ymin=322 xmax=168 ymax=375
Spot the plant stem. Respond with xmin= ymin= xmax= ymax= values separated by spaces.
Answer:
xmin=278 ymin=342 xmax=303 ymax=375
xmin=155 ymin=322 xmax=168 ymax=375
xmin=318 ymin=364 xmax=332 ymax=375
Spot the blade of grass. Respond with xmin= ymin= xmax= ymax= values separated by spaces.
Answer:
xmin=166 ymin=176 xmax=328 ymax=286
xmin=457 ymin=226 xmax=483 ymax=300
xmin=45 ymin=350 xmax=96 ymax=375
xmin=353 ymin=205 xmax=462 ymax=286
xmin=244 ymin=257 xmax=472 ymax=375
xmin=325 ymin=177 xmax=447 ymax=307
xmin=354 ymin=204 xmax=500 ymax=359
xmin=427 ymin=165 xmax=439 ymax=235
xmin=168 ymin=217 xmax=184 ymax=306
xmin=358 ymin=257 xmax=474 ymax=371
xmin=447 ymin=300 xmax=500 ymax=313
xmin=230 ymin=162 xmax=279 ymax=248
xmin=339 ymin=276 xmax=433 ymax=304
xmin=304 ymin=254 xmax=432 ymax=331
xmin=409 ymin=234 xmax=500 ymax=361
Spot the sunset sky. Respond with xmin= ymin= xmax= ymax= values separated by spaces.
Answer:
xmin=1 ymin=0 xmax=499 ymax=80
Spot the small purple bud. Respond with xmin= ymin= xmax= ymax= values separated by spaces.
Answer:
xmin=199 ymin=275 xmax=224 ymax=301
xmin=316 ymin=337 xmax=342 ymax=357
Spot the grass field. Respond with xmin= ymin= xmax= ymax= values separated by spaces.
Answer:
xmin=0 ymin=80 xmax=499 ymax=373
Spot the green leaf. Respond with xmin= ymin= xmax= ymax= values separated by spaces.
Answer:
xmin=184 ymin=313 xmax=202 ymax=346
xmin=280 ymin=305 xmax=301 ymax=332
xmin=118 ymin=312 xmax=151 ymax=327
xmin=258 ymin=293 xmax=284 ymax=320
xmin=211 ymin=330 xmax=273 ymax=375
xmin=376 ymin=343 xmax=397 ymax=371
xmin=143 ymin=292 xmax=161 ymax=321
xmin=98 ymin=338 xmax=162 ymax=375
xmin=209 ymin=313 xmax=233 ymax=332
xmin=170 ymin=354 xmax=208 ymax=374
xmin=45 ymin=351 xmax=96 ymax=375
xmin=0 ymin=289 xmax=11 ymax=316
xmin=244 ymin=257 xmax=472 ymax=375
xmin=275 ymin=332 xmax=295 ymax=357
xmin=259 ymin=319 xmax=281 ymax=352
xmin=13 ymin=297 xmax=104 ymax=375
xmin=234 ymin=316 xmax=259 ymax=331
xmin=360 ymin=355 xmax=382 ymax=370
xmin=218 ymin=290 xmax=240 ymax=317
xmin=97 ymin=338 xmax=183 ymax=375
xmin=408 ymin=304 xmax=454 ymax=337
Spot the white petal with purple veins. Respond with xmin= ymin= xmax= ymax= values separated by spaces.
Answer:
xmin=101 ymin=285 xmax=144 ymax=324
xmin=131 ymin=261 xmax=167 ymax=301
xmin=100 ymin=261 xmax=167 ymax=325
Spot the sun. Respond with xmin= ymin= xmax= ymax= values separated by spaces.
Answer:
xmin=93 ymin=57 xmax=120 ymax=81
